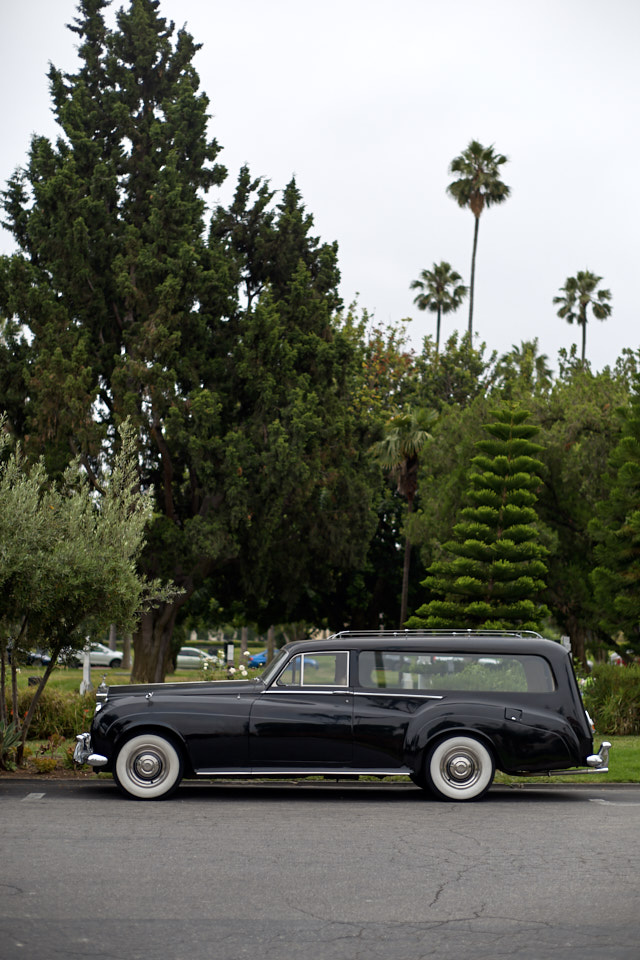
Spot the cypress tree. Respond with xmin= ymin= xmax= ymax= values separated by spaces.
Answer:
xmin=408 ymin=405 xmax=549 ymax=631
xmin=0 ymin=0 xmax=377 ymax=679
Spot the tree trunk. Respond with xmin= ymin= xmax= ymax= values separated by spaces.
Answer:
xmin=108 ymin=623 xmax=117 ymax=651
xmin=468 ymin=215 xmax=480 ymax=336
xmin=565 ymin=616 xmax=588 ymax=670
xmin=16 ymin=656 xmax=58 ymax=765
xmin=131 ymin=593 xmax=191 ymax=683
xmin=122 ymin=632 xmax=132 ymax=671
xmin=436 ymin=307 xmax=441 ymax=356
xmin=266 ymin=625 xmax=275 ymax=664
xmin=400 ymin=534 xmax=412 ymax=628
xmin=399 ymin=496 xmax=415 ymax=627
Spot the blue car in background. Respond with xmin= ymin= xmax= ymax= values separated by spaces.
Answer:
xmin=248 ymin=649 xmax=318 ymax=669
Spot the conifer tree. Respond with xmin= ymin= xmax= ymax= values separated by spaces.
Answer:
xmin=590 ymin=379 xmax=640 ymax=657
xmin=407 ymin=406 xmax=549 ymax=630
xmin=0 ymin=0 xmax=376 ymax=680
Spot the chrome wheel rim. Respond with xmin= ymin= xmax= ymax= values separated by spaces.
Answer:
xmin=439 ymin=746 xmax=481 ymax=790
xmin=128 ymin=747 xmax=167 ymax=786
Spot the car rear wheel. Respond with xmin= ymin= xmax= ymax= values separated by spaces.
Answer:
xmin=114 ymin=734 xmax=183 ymax=800
xmin=425 ymin=736 xmax=494 ymax=802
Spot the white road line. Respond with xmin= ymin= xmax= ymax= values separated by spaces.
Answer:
xmin=589 ymin=798 xmax=640 ymax=806
xmin=22 ymin=792 xmax=45 ymax=801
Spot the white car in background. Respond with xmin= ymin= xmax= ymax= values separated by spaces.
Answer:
xmin=85 ymin=642 xmax=123 ymax=668
xmin=176 ymin=647 xmax=213 ymax=669
xmin=46 ymin=642 xmax=123 ymax=668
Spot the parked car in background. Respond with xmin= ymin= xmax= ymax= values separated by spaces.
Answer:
xmin=247 ymin=649 xmax=318 ymax=669
xmin=83 ymin=642 xmax=123 ymax=669
xmin=6 ymin=643 xmax=46 ymax=666
xmin=176 ymin=647 xmax=213 ymax=669
xmin=39 ymin=642 xmax=123 ymax=669
xmin=74 ymin=630 xmax=610 ymax=802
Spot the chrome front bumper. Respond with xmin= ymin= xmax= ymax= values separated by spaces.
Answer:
xmin=74 ymin=732 xmax=108 ymax=768
xmin=515 ymin=741 xmax=611 ymax=778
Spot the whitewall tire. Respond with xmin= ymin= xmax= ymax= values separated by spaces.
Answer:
xmin=426 ymin=736 xmax=494 ymax=801
xmin=114 ymin=733 xmax=183 ymax=800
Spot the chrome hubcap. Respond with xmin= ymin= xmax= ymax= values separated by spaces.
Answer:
xmin=447 ymin=754 xmax=474 ymax=781
xmin=133 ymin=751 xmax=163 ymax=781
xmin=440 ymin=748 xmax=481 ymax=788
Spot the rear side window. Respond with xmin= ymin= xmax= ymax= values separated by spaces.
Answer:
xmin=358 ymin=651 xmax=555 ymax=694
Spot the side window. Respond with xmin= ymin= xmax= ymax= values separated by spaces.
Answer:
xmin=358 ymin=651 xmax=555 ymax=693
xmin=275 ymin=652 xmax=349 ymax=687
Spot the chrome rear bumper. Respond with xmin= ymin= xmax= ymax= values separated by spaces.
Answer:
xmin=74 ymin=732 xmax=108 ymax=768
xmin=515 ymin=741 xmax=611 ymax=778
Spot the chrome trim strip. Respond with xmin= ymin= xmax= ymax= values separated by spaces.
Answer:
xmin=195 ymin=767 xmax=412 ymax=777
xmin=262 ymin=688 xmax=350 ymax=695
xmin=353 ymin=691 xmax=444 ymax=700
xmin=262 ymin=689 xmax=444 ymax=699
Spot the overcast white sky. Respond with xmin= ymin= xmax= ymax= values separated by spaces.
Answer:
xmin=1 ymin=0 xmax=638 ymax=371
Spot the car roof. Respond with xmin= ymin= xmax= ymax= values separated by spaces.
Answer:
xmin=281 ymin=630 xmax=569 ymax=662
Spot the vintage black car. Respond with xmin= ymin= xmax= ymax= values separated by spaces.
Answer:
xmin=74 ymin=630 xmax=610 ymax=801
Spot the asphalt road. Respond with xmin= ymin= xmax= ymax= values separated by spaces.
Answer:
xmin=1 ymin=778 xmax=639 ymax=960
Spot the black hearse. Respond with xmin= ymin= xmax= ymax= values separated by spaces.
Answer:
xmin=74 ymin=630 xmax=610 ymax=801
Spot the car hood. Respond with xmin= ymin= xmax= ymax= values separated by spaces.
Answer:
xmin=101 ymin=678 xmax=263 ymax=701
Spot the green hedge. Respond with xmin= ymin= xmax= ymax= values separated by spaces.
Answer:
xmin=5 ymin=687 xmax=95 ymax=739
xmin=581 ymin=664 xmax=640 ymax=735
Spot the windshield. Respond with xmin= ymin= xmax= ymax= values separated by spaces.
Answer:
xmin=259 ymin=647 xmax=290 ymax=685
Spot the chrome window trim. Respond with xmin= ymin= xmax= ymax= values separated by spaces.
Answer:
xmin=262 ymin=688 xmax=351 ymax=695
xmin=272 ymin=650 xmax=350 ymax=690
xmin=353 ymin=690 xmax=444 ymax=700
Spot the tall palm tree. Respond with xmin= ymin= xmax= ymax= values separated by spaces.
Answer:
xmin=447 ymin=140 xmax=510 ymax=337
xmin=410 ymin=261 xmax=467 ymax=354
xmin=553 ymin=271 xmax=612 ymax=363
xmin=370 ymin=406 xmax=437 ymax=627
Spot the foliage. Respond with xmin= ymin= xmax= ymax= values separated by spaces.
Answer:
xmin=412 ymin=332 xmax=497 ymax=411
xmin=410 ymin=261 xmax=467 ymax=354
xmin=0 ymin=418 xmax=172 ymax=759
xmin=553 ymin=270 xmax=612 ymax=363
xmin=0 ymin=1 xmax=379 ymax=679
xmin=0 ymin=720 xmax=21 ymax=771
xmin=590 ymin=375 xmax=640 ymax=656
xmin=580 ymin=664 xmax=640 ymax=736
xmin=370 ymin=405 xmax=437 ymax=626
xmin=408 ymin=405 xmax=549 ymax=630
xmin=494 ymin=339 xmax=553 ymax=400
xmin=3 ymin=686 xmax=95 ymax=740
xmin=533 ymin=361 xmax=630 ymax=664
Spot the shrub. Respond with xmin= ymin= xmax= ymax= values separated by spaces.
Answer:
xmin=582 ymin=664 xmax=640 ymax=735
xmin=33 ymin=756 xmax=58 ymax=774
xmin=4 ymin=687 xmax=95 ymax=739
xmin=0 ymin=720 xmax=21 ymax=770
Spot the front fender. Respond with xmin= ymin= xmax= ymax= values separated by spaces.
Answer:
xmin=91 ymin=712 xmax=190 ymax=773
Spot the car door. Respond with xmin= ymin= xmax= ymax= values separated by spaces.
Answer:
xmin=249 ymin=651 xmax=353 ymax=769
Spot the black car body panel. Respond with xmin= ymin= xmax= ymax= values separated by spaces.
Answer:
xmin=76 ymin=631 xmax=609 ymax=801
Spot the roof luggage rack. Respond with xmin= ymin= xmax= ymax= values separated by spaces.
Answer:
xmin=328 ymin=629 xmax=544 ymax=641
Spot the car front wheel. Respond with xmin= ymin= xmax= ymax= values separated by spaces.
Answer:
xmin=425 ymin=736 xmax=494 ymax=802
xmin=109 ymin=658 xmax=122 ymax=669
xmin=114 ymin=734 xmax=183 ymax=800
